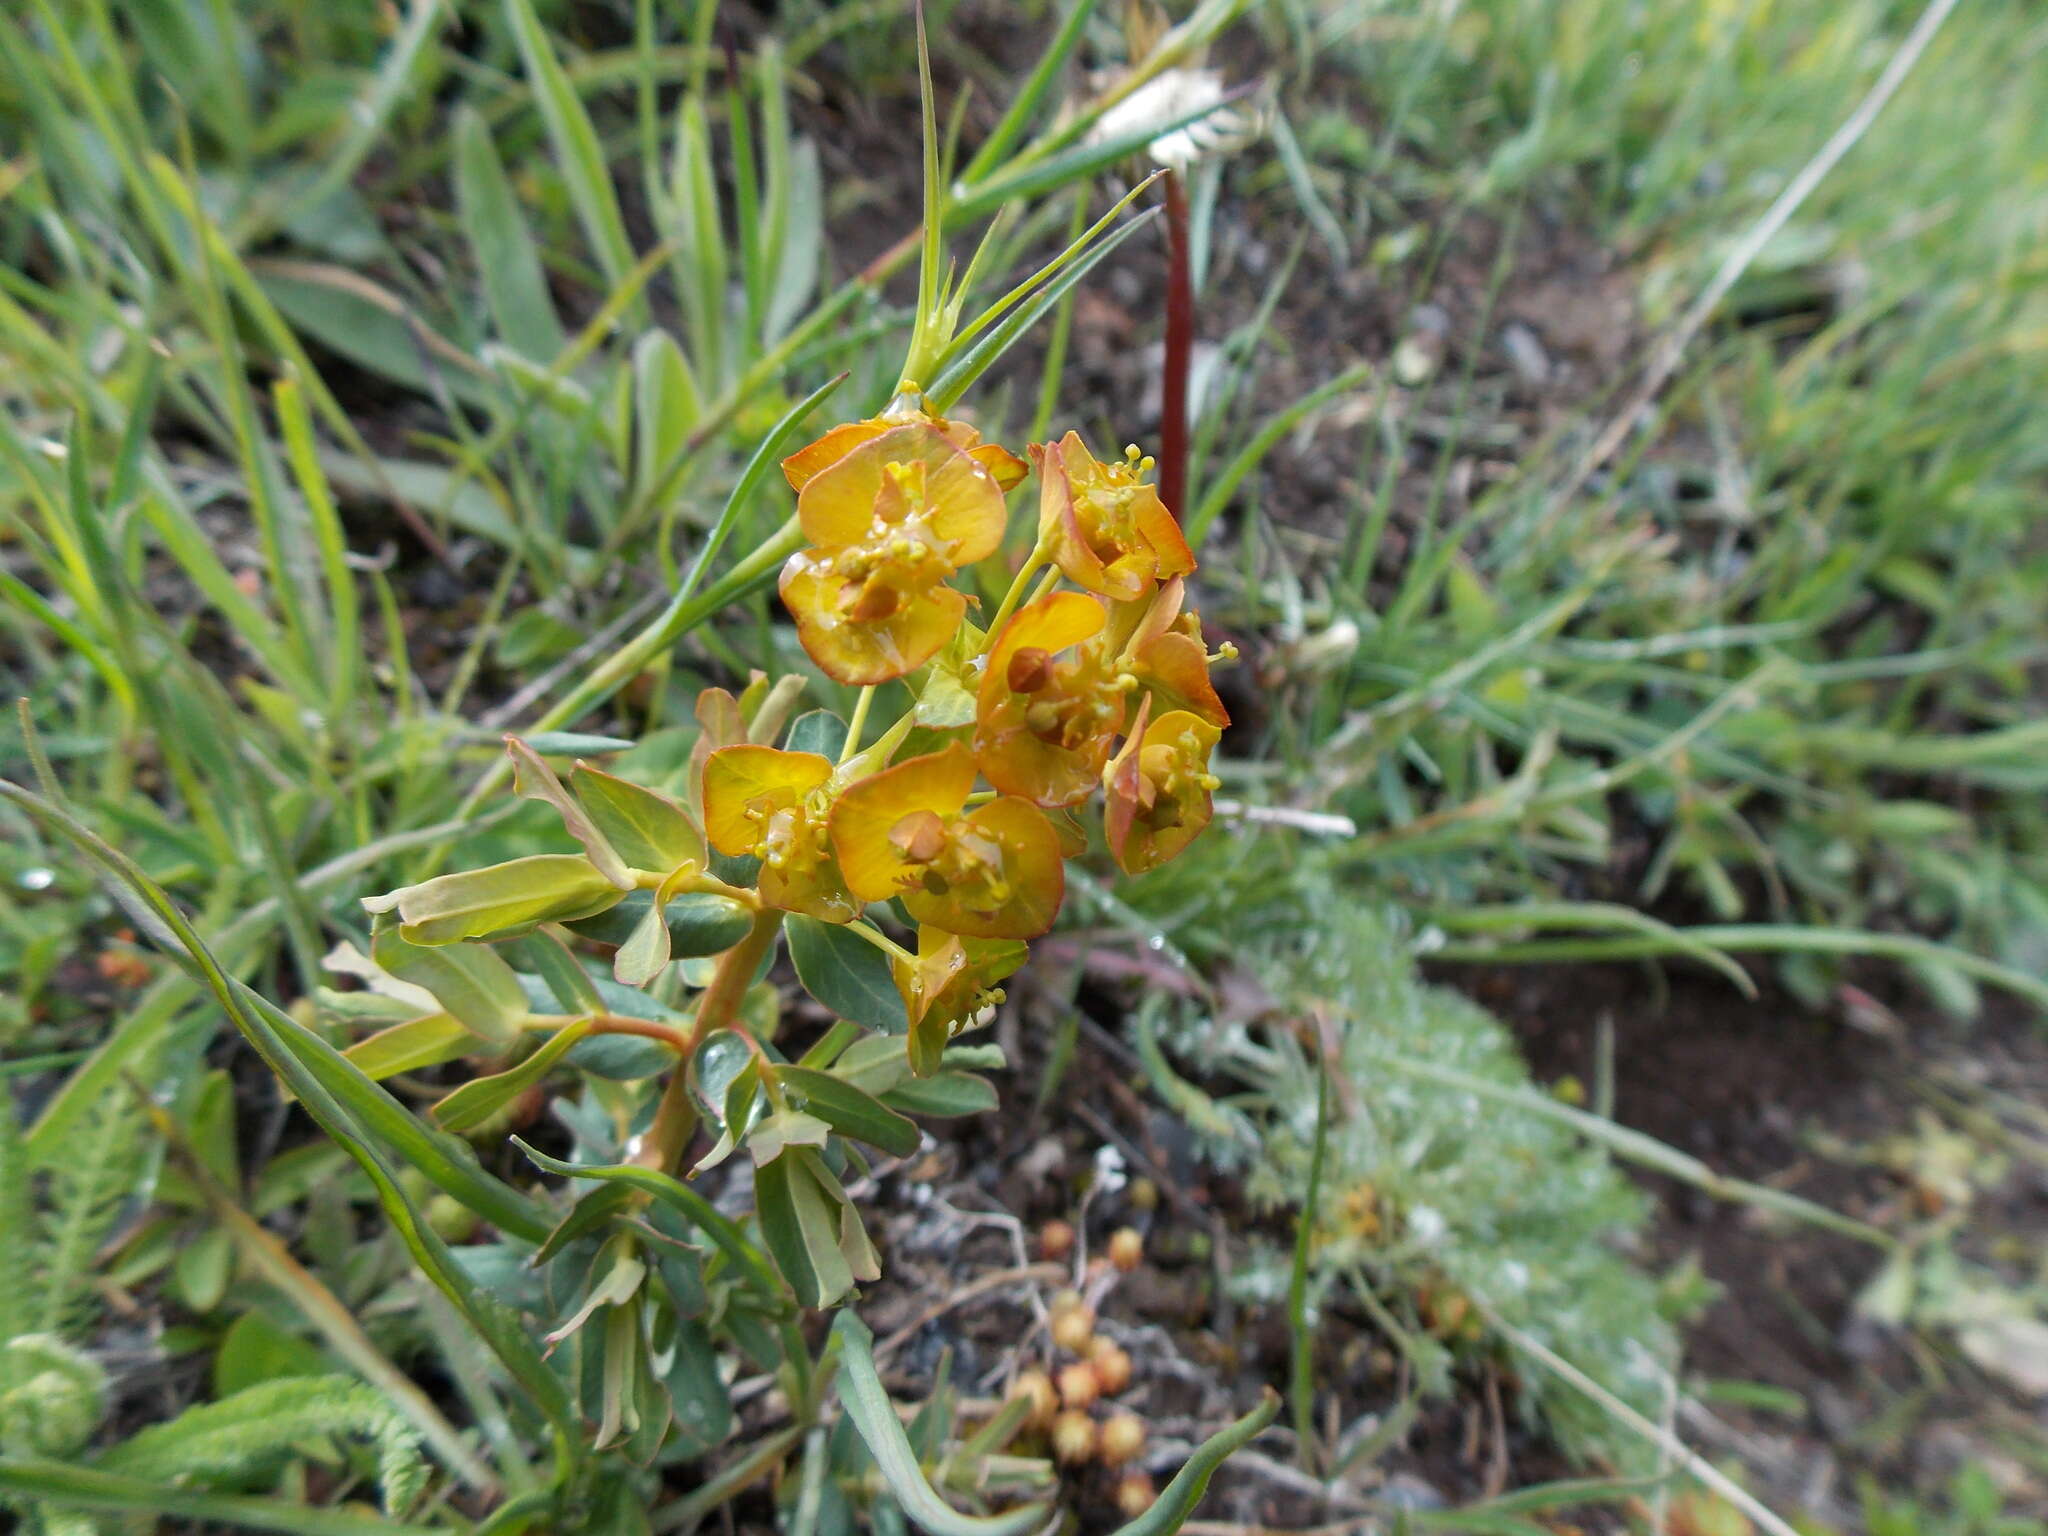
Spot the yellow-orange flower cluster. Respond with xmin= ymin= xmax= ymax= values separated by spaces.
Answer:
xmin=707 ymin=408 xmax=1234 ymax=1072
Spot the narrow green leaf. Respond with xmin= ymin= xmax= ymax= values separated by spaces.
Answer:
xmin=755 ymin=1148 xmax=852 ymax=1309
xmin=0 ymin=783 xmax=574 ymax=1437
xmin=571 ymin=761 xmax=706 ymax=870
xmin=927 ymin=207 xmax=1160 ymax=411
xmin=454 ymin=103 xmax=568 ymax=362
xmin=0 ymin=1458 xmax=447 ymax=1536
xmin=1105 ymin=1390 xmax=1280 ymax=1536
xmin=510 ymin=1139 xmax=788 ymax=1306
xmin=506 ymin=737 xmax=635 ymax=888
xmin=632 ymin=330 xmax=701 ymax=498
xmin=366 ymin=854 xmax=627 ymax=944
xmin=833 ymin=1313 xmax=1049 ymax=1536
xmin=786 ymin=916 xmax=907 ymax=1034
xmin=342 ymin=1012 xmax=476 ymax=1080
xmin=511 ymin=928 xmax=607 ymax=1016
xmin=504 ymin=0 xmax=640 ymax=294
xmin=959 ymin=0 xmax=1102 ymax=182
xmin=881 ymin=1071 xmax=998 ymax=1119
xmin=614 ymin=895 xmax=673 ymax=987
xmin=566 ymin=889 xmax=755 ymax=957
xmin=371 ymin=927 xmax=529 ymax=1043
xmin=433 ymin=1018 xmax=594 ymax=1133
xmin=779 ymin=1065 xmax=921 ymax=1157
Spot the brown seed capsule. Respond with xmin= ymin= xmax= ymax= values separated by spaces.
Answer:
xmin=1113 ymin=1472 xmax=1157 ymax=1519
xmin=1049 ymin=1300 xmax=1096 ymax=1355
xmin=1056 ymin=1361 xmax=1099 ymax=1409
xmin=1098 ymin=1412 xmax=1147 ymax=1467
xmin=1050 ymin=1409 xmax=1097 ymax=1465
xmin=1039 ymin=1219 xmax=1076 ymax=1261
xmin=1106 ymin=1226 xmax=1144 ymax=1272
xmin=1088 ymin=1339 xmax=1133 ymax=1396
xmin=1007 ymin=646 xmax=1055 ymax=693
xmin=1007 ymin=1369 xmax=1057 ymax=1431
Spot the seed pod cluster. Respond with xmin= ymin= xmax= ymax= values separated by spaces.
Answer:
xmin=995 ymin=1255 xmax=1157 ymax=1513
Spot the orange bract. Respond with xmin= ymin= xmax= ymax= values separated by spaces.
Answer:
xmin=782 ymin=412 xmax=1027 ymax=496
xmin=1032 ymin=431 xmax=1195 ymax=602
xmin=1120 ymin=578 xmax=1230 ymax=729
xmin=1102 ymin=701 xmax=1223 ymax=876
xmin=973 ymin=590 xmax=1129 ymax=808
xmin=781 ymin=424 xmax=1011 ymax=685
xmin=702 ymin=745 xmax=860 ymax=923
xmin=894 ymin=925 xmax=1029 ymax=1076
xmin=828 ymin=743 xmax=1064 ymax=939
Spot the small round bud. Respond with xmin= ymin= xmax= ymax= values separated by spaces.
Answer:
xmin=1098 ymin=1412 xmax=1146 ymax=1467
xmin=1113 ymin=1472 xmax=1157 ymax=1520
xmin=1128 ymin=1178 xmax=1160 ymax=1214
xmin=1006 ymin=1369 xmax=1058 ymax=1431
xmin=1049 ymin=1301 xmax=1096 ymax=1355
xmin=1106 ymin=1227 xmax=1144 ymax=1272
xmin=1050 ymin=1409 xmax=1097 ymax=1464
xmin=1039 ymin=1220 xmax=1076 ymax=1262
xmin=1088 ymin=1339 xmax=1133 ymax=1396
xmin=1056 ymin=1361 xmax=1099 ymax=1409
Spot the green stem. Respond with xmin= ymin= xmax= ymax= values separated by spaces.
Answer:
xmin=981 ymin=547 xmax=1048 ymax=645
xmin=841 ymin=920 xmax=916 ymax=968
xmin=840 ymin=685 xmax=876 ymax=764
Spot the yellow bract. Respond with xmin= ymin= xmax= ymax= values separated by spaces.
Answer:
xmin=893 ymin=925 xmax=1029 ymax=1076
xmin=1118 ymin=577 xmax=1231 ymax=730
xmin=973 ymin=590 xmax=1129 ymax=808
xmin=780 ymin=424 xmax=1010 ymax=685
xmin=782 ymin=410 xmax=1027 ymax=496
xmin=755 ymin=412 xmax=1230 ymax=1064
xmin=1032 ymin=431 xmax=1195 ymax=602
xmin=702 ymin=745 xmax=860 ymax=923
xmin=828 ymin=743 xmax=1064 ymax=940
xmin=1102 ymin=700 xmax=1223 ymax=876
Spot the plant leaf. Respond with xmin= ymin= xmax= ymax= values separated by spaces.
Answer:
xmin=787 ymin=916 xmax=907 ymax=1034
xmin=572 ymin=761 xmax=706 ymax=871
xmin=1105 ymin=1390 xmax=1280 ymax=1536
xmin=510 ymin=1139 xmax=787 ymax=1307
xmin=779 ymin=1066 xmax=921 ymax=1157
xmin=453 ymin=103 xmax=567 ymax=362
xmin=432 ymin=1017 xmax=594 ymax=1134
xmin=365 ymin=855 xmax=627 ymax=944
xmin=342 ymin=1012 xmax=475 ymax=1081
xmin=506 ymin=737 xmax=635 ymax=888
xmin=371 ymin=926 xmax=528 ymax=1044
xmin=833 ymin=1313 xmax=1050 ymax=1536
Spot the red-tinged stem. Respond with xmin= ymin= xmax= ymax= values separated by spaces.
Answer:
xmin=638 ymin=908 xmax=785 ymax=1172
xmin=1159 ymin=167 xmax=1194 ymax=523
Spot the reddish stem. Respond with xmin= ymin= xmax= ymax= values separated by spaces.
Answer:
xmin=636 ymin=909 xmax=785 ymax=1172
xmin=1159 ymin=167 xmax=1194 ymax=523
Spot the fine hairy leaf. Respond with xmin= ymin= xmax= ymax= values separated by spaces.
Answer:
xmin=100 ymin=1375 xmax=427 ymax=1514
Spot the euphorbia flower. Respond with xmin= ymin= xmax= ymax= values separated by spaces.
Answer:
xmin=780 ymin=424 xmax=1009 ymax=685
xmin=829 ymin=742 xmax=1063 ymax=939
xmin=702 ymin=745 xmax=860 ymax=923
xmin=973 ymin=591 xmax=1130 ymax=808
xmin=1032 ymin=431 xmax=1195 ymax=602
xmin=1117 ymin=577 xmax=1231 ymax=730
xmin=1102 ymin=699 xmax=1223 ymax=875
xmin=782 ymin=407 xmax=1026 ymax=495
xmin=894 ymin=925 xmax=1028 ymax=1076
